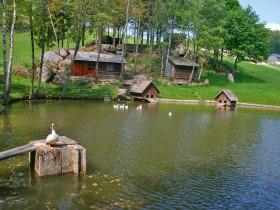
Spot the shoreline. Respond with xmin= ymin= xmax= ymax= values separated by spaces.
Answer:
xmin=157 ymin=98 xmax=280 ymax=110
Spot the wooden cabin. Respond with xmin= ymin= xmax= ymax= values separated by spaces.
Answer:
xmin=214 ymin=89 xmax=238 ymax=106
xmin=71 ymin=51 xmax=127 ymax=77
xmin=130 ymin=80 xmax=160 ymax=102
xmin=165 ymin=56 xmax=200 ymax=81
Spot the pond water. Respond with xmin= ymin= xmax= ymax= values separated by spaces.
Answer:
xmin=0 ymin=100 xmax=280 ymax=209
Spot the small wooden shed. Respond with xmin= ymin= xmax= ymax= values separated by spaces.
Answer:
xmin=165 ymin=56 xmax=200 ymax=80
xmin=130 ymin=80 xmax=160 ymax=102
xmin=214 ymin=89 xmax=238 ymax=106
xmin=71 ymin=51 xmax=127 ymax=77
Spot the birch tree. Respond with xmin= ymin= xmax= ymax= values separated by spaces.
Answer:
xmin=2 ymin=0 xmax=7 ymax=101
xmin=2 ymin=0 xmax=16 ymax=105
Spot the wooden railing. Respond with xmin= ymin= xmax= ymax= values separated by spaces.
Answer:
xmin=97 ymin=71 xmax=121 ymax=77
xmin=174 ymin=73 xmax=197 ymax=80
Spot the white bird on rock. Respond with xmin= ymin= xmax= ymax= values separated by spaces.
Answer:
xmin=46 ymin=123 xmax=59 ymax=145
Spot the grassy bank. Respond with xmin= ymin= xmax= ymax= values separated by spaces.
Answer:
xmin=1 ymin=32 xmax=280 ymax=106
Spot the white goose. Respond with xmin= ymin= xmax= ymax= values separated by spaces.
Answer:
xmin=168 ymin=112 xmax=173 ymax=117
xmin=136 ymin=104 xmax=142 ymax=110
xmin=46 ymin=123 xmax=59 ymax=145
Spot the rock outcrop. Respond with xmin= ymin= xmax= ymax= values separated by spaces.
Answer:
xmin=13 ymin=65 xmax=30 ymax=78
xmin=37 ymin=48 xmax=72 ymax=83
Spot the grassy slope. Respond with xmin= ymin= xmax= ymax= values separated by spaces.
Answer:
xmin=1 ymin=32 xmax=280 ymax=106
xmin=157 ymin=61 xmax=280 ymax=106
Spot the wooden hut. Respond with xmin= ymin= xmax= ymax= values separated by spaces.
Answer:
xmin=214 ymin=89 xmax=238 ymax=106
xmin=165 ymin=56 xmax=200 ymax=82
xmin=130 ymin=80 xmax=160 ymax=102
xmin=71 ymin=51 xmax=127 ymax=77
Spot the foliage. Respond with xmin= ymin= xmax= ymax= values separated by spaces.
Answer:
xmin=268 ymin=30 xmax=280 ymax=55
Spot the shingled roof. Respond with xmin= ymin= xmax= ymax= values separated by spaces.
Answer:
xmin=70 ymin=51 xmax=127 ymax=64
xmin=215 ymin=89 xmax=238 ymax=102
xmin=130 ymin=80 xmax=160 ymax=94
xmin=168 ymin=56 xmax=200 ymax=67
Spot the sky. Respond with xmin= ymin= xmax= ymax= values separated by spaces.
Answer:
xmin=238 ymin=0 xmax=280 ymax=30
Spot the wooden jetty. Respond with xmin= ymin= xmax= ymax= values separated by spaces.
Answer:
xmin=0 ymin=136 xmax=86 ymax=176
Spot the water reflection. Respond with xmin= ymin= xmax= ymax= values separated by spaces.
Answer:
xmin=0 ymin=101 xmax=280 ymax=209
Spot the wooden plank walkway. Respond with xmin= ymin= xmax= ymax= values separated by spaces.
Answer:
xmin=0 ymin=141 xmax=45 ymax=161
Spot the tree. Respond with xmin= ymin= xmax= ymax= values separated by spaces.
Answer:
xmin=226 ymin=5 xmax=270 ymax=71
xmin=2 ymin=0 xmax=16 ymax=105
xmin=268 ymin=30 xmax=280 ymax=55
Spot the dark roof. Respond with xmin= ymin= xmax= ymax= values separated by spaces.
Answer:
xmin=214 ymin=89 xmax=238 ymax=102
xmin=130 ymin=80 xmax=160 ymax=94
xmin=70 ymin=51 xmax=127 ymax=64
xmin=168 ymin=56 xmax=200 ymax=67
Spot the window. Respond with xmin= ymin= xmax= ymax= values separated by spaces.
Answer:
xmin=88 ymin=62 xmax=95 ymax=71
xmin=106 ymin=64 xmax=114 ymax=71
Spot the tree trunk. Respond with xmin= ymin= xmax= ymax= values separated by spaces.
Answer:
xmin=188 ymin=53 xmax=197 ymax=83
xmin=134 ymin=17 xmax=140 ymax=76
xmin=160 ymin=44 xmax=165 ymax=80
xmin=81 ymin=23 xmax=86 ymax=46
xmin=2 ymin=0 xmax=7 ymax=101
xmin=118 ymin=28 xmax=120 ymax=44
xmin=141 ymin=30 xmax=143 ymax=46
xmin=234 ymin=57 xmax=238 ymax=73
xmin=133 ymin=21 xmax=137 ymax=53
xmin=96 ymin=28 xmax=102 ymax=77
xmin=164 ymin=25 xmax=173 ymax=78
xmin=219 ymin=48 xmax=224 ymax=70
xmin=120 ymin=0 xmax=129 ymax=80
xmin=3 ymin=0 xmax=16 ymax=105
xmin=149 ymin=21 xmax=155 ymax=73
xmin=47 ymin=5 xmax=58 ymax=49
xmin=198 ymin=62 xmax=203 ymax=81
xmin=35 ymin=2 xmax=47 ymax=97
xmin=29 ymin=4 xmax=35 ymax=100
xmin=113 ymin=28 xmax=116 ymax=46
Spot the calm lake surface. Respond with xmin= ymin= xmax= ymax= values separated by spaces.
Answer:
xmin=0 ymin=100 xmax=280 ymax=209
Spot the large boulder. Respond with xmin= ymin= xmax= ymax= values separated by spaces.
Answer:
xmin=37 ymin=64 xmax=54 ymax=82
xmin=52 ymin=74 xmax=67 ymax=85
xmin=13 ymin=65 xmax=30 ymax=78
xmin=228 ymin=73 xmax=234 ymax=82
xmin=174 ymin=43 xmax=186 ymax=57
xmin=85 ymin=40 xmax=96 ymax=47
xmin=102 ymin=44 xmax=116 ymax=53
xmin=55 ymin=48 xmax=70 ymax=58
xmin=58 ymin=59 xmax=72 ymax=75
xmin=44 ymin=51 xmax=63 ymax=65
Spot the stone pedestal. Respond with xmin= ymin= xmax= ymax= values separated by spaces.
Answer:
xmin=29 ymin=136 xmax=86 ymax=176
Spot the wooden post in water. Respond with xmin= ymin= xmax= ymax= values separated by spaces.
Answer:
xmin=30 ymin=136 xmax=86 ymax=176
